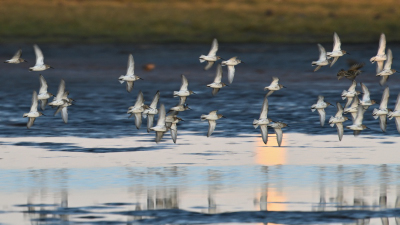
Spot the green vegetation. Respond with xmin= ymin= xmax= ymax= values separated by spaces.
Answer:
xmin=0 ymin=0 xmax=399 ymax=43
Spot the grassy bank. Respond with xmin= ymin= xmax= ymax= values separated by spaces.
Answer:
xmin=0 ymin=0 xmax=399 ymax=44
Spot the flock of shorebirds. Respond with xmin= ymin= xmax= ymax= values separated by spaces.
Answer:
xmin=311 ymin=33 xmax=400 ymax=141
xmin=4 ymin=32 xmax=399 ymax=145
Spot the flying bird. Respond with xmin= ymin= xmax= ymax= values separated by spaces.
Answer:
xmin=376 ymin=49 xmax=397 ymax=86
xmin=387 ymin=93 xmax=400 ymax=134
xmin=143 ymin=91 xmax=160 ymax=132
xmin=252 ymin=94 xmax=272 ymax=144
xmin=221 ymin=56 xmax=242 ymax=84
xmin=329 ymin=102 xmax=349 ymax=141
xmin=174 ymin=74 xmax=195 ymax=97
xmin=326 ymin=32 xmax=348 ymax=67
xmin=264 ymin=77 xmax=285 ymax=97
xmin=370 ymin=33 xmax=387 ymax=74
xmin=201 ymin=110 xmax=225 ymax=137
xmin=199 ymin=38 xmax=221 ymax=70
xmin=372 ymin=87 xmax=390 ymax=132
xmin=29 ymin=44 xmax=53 ymax=71
xmin=37 ymin=75 xmax=54 ymax=111
xmin=150 ymin=104 xmax=168 ymax=143
xmin=207 ymin=64 xmax=227 ymax=96
xmin=268 ymin=121 xmax=288 ymax=147
xmin=23 ymin=91 xmax=44 ymax=129
xmin=311 ymin=95 xmax=332 ymax=126
xmin=118 ymin=54 xmax=143 ymax=93
xmin=312 ymin=44 xmax=330 ymax=72
xmin=4 ymin=48 xmax=27 ymax=64
xmin=127 ymin=91 xmax=149 ymax=129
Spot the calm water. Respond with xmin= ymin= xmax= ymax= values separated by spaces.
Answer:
xmin=0 ymin=43 xmax=400 ymax=224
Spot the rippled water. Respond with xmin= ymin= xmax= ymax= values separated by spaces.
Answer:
xmin=0 ymin=44 xmax=400 ymax=224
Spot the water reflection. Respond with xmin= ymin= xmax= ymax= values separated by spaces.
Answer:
xmin=3 ymin=163 xmax=399 ymax=224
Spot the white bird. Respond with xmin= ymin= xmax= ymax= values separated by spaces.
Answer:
xmin=54 ymin=91 xmax=73 ymax=124
xmin=387 ymin=93 xmax=400 ymax=134
xmin=150 ymin=104 xmax=168 ymax=143
xmin=221 ymin=56 xmax=242 ymax=84
xmin=311 ymin=95 xmax=332 ymax=126
xmin=29 ymin=44 xmax=53 ymax=71
xmin=372 ymin=87 xmax=390 ymax=132
xmin=359 ymin=83 xmax=376 ymax=109
xmin=207 ymin=64 xmax=227 ymax=96
xmin=201 ymin=110 xmax=225 ymax=137
xmin=143 ymin=91 xmax=160 ymax=133
xmin=252 ymin=94 xmax=272 ymax=144
xmin=346 ymin=105 xmax=368 ymax=136
xmin=4 ymin=48 xmax=27 ymax=64
xmin=127 ymin=91 xmax=149 ymax=129
xmin=169 ymin=96 xmax=190 ymax=113
xmin=344 ymin=95 xmax=360 ymax=122
xmin=377 ymin=49 xmax=397 ymax=86
xmin=268 ymin=121 xmax=288 ymax=147
xmin=326 ymin=32 xmax=348 ymax=67
xmin=329 ymin=102 xmax=349 ymax=141
xmin=341 ymin=80 xmax=360 ymax=100
xmin=174 ymin=74 xmax=195 ymax=97
xmin=199 ymin=38 xmax=221 ymax=70
xmin=37 ymin=75 xmax=54 ymax=111
xmin=23 ymin=91 xmax=44 ymax=129
xmin=48 ymin=80 xmax=68 ymax=107
xmin=311 ymin=44 xmax=330 ymax=72
xmin=118 ymin=54 xmax=143 ymax=93
xmin=264 ymin=77 xmax=285 ymax=97
xmin=370 ymin=33 xmax=387 ymax=74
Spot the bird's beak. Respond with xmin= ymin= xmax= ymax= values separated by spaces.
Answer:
xmin=187 ymin=107 xmax=191 ymax=110
xmin=283 ymin=86 xmax=287 ymax=88
xmin=50 ymin=67 xmax=54 ymax=69
xmin=241 ymin=61 xmax=245 ymax=64
xmin=347 ymin=53 xmax=351 ymax=55
xmin=140 ymin=78 xmax=144 ymax=80
xmin=222 ymin=116 xmax=226 ymax=118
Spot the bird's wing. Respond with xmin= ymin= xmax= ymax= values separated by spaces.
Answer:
xmin=332 ymin=32 xmax=341 ymax=52
xmin=155 ymin=131 xmax=165 ymax=143
xmin=394 ymin=93 xmax=400 ymax=111
xmin=345 ymin=97 xmax=353 ymax=108
xmin=336 ymin=123 xmax=344 ymax=141
xmin=395 ymin=117 xmax=400 ymax=134
xmin=61 ymin=107 xmax=68 ymax=124
xmin=209 ymin=110 xmax=218 ymax=116
xmin=33 ymin=44 xmax=44 ymax=65
xmin=377 ymin=33 xmax=386 ymax=55
xmin=259 ymin=94 xmax=269 ymax=119
xmin=212 ymin=88 xmax=220 ymax=96
xmin=56 ymin=79 xmax=66 ymax=99
xmin=348 ymin=80 xmax=357 ymax=92
xmin=377 ymin=61 xmax=384 ymax=74
xmin=126 ymin=54 xmax=134 ymax=75
xmin=214 ymin=64 xmax=223 ymax=83
xmin=204 ymin=61 xmax=214 ymax=70
xmin=179 ymin=96 xmax=187 ymax=105
xmin=30 ymin=91 xmax=38 ymax=112
xmin=317 ymin=109 xmax=326 ymax=126
xmin=27 ymin=118 xmax=36 ymax=129
xmin=379 ymin=76 xmax=389 ymax=86
xmin=360 ymin=83 xmax=370 ymax=100
xmin=150 ymin=91 xmax=160 ymax=109
xmin=11 ymin=49 xmax=22 ymax=60
xmin=156 ymin=104 xmax=166 ymax=126
xmin=227 ymin=66 xmax=235 ymax=84
xmin=354 ymin=105 xmax=365 ymax=125
xmin=270 ymin=77 xmax=279 ymax=86
xmin=126 ymin=81 xmax=134 ymax=93
xmin=349 ymin=63 xmax=364 ymax=71
xmin=134 ymin=113 xmax=142 ymax=129
xmin=134 ymin=91 xmax=144 ymax=107
xmin=274 ymin=128 xmax=283 ymax=147
xmin=266 ymin=90 xmax=274 ymax=97
xmin=350 ymin=95 xmax=359 ymax=108
xmin=180 ymin=74 xmax=189 ymax=91
xmin=147 ymin=114 xmax=154 ymax=133
xmin=38 ymin=75 xmax=48 ymax=94
xmin=379 ymin=115 xmax=387 ymax=132
xmin=380 ymin=87 xmax=390 ymax=109
xmin=54 ymin=106 xmax=63 ymax=115
xmin=40 ymin=99 xmax=47 ymax=111
xmin=313 ymin=65 xmax=322 ymax=72
xmin=335 ymin=102 xmax=344 ymax=117
xmin=383 ymin=49 xmax=393 ymax=70
xmin=318 ymin=44 xmax=327 ymax=61
xmin=207 ymin=120 xmax=216 ymax=137
xmin=330 ymin=57 xmax=339 ymax=67
xmin=208 ymin=38 xmax=218 ymax=56
xmin=317 ymin=95 xmax=325 ymax=104
xmin=170 ymin=124 xmax=177 ymax=143
xmin=260 ymin=125 xmax=268 ymax=144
